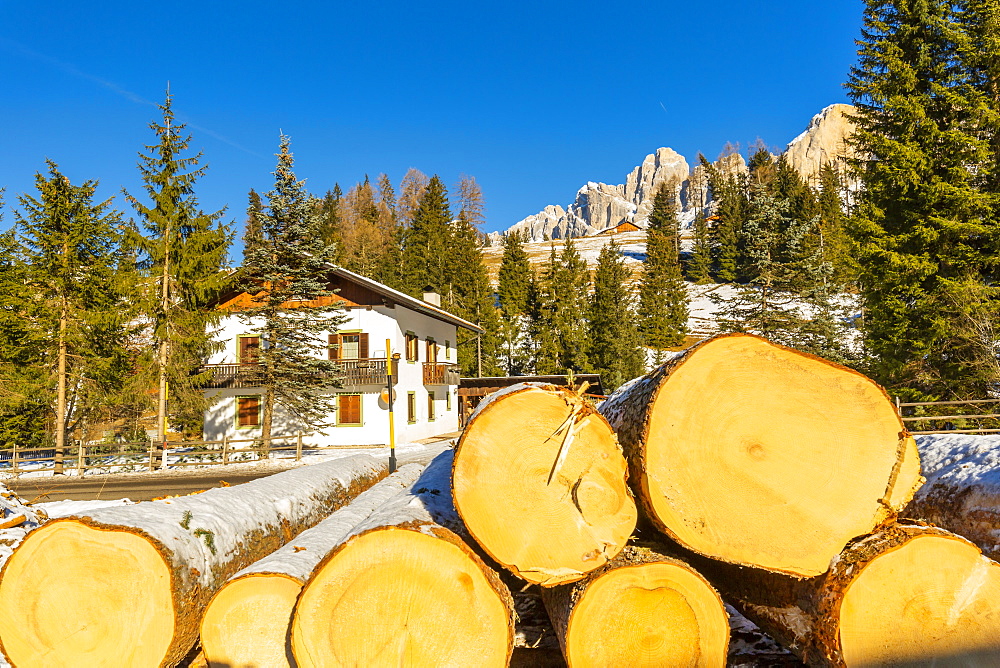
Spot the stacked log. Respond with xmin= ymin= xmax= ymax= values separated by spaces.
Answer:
xmin=599 ymin=333 xmax=923 ymax=577
xmin=694 ymin=522 xmax=1000 ymax=665
xmin=290 ymin=450 xmax=515 ymax=667
xmin=904 ymin=433 xmax=1000 ymax=561
xmin=0 ymin=453 xmax=388 ymax=667
xmin=540 ymin=545 xmax=730 ymax=666
xmin=200 ymin=462 xmax=428 ymax=668
xmin=452 ymin=382 xmax=637 ymax=586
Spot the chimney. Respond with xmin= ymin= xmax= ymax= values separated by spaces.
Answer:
xmin=422 ymin=291 xmax=441 ymax=307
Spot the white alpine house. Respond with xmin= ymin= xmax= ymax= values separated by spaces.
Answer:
xmin=201 ymin=267 xmax=482 ymax=446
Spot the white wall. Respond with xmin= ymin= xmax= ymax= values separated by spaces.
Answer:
xmin=203 ymin=304 xmax=462 ymax=446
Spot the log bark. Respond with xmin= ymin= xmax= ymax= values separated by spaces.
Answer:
xmin=0 ymin=452 xmax=392 ymax=667
xmin=290 ymin=449 xmax=515 ymax=667
xmin=452 ymin=382 xmax=637 ymax=586
xmin=599 ymin=333 xmax=923 ymax=577
xmin=688 ymin=521 xmax=1000 ymax=666
xmin=905 ymin=434 xmax=1000 ymax=561
xmin=540 ymin=545 xmax=729 ymax=666
xmin=200 ymin=462 xmax=428 ymax=668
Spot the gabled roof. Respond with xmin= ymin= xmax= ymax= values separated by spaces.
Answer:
xmin=213 ymin=265 xmax=483 ymax=334
xmin=328 ymin=266 xmax=483 ymax=333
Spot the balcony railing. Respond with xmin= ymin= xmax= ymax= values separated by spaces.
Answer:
xmin=423 ymin=363 xmax=461 ymax=386
xmin=199 ymin=358 xmax=398 ymax=390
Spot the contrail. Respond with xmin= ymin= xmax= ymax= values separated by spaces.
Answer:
xmin=660 ymin=101 xmax=669 ymax=114
xmin=0 ymin=37 xmax=262 ymax=157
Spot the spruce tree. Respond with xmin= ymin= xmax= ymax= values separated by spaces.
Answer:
xmin=124 ymin=94 xmax=232 ymax=441
xmin=237 ymin=135 xmax=345 ymax=452
xmin=639 ymin=182 xmax=689 ymax=361
xmin=701 ymin=155 xmax=745 ymax=282
xmin=244 ymin=189 xmax=265 ymax=257
xmin=16 ymin=162 xmax=129 ymax=472
xmin=314 ymin=185 xmax=342 ymax=262
xmin=687 ymin=212 xmax=713 ymax=283
xmin=847 ymin=0 xmax=996 ymax=398
xmin=401 ymin=175 xmax=451 ymax=296
xmin=496 ymin=231 xmax=533 ymax=374
xmin=816 ymin=163 xmax=854 ymax=284
xmin=0 ymin=194 xmax=49 ymax=450
xmin=589 ymin=240 xmax=645 ymax=390
xmin=532 ymin=240 xmax=590 ymax=374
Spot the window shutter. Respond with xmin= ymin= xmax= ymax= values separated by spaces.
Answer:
xmin=239 ymin=337 xmax=260 ymax=364
xmin=237 ymin=396 xmax=260 ymax=427
xmin=328 ymin=334 xmax=338 ymax=360
xmin=359 ymin=333 xmax=369 ymax=359
xmin=339 ymin=395 xmax=361 ymax=425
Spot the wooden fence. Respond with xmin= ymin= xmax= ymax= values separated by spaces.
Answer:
xmin=897 ymin=398 xmax=1000 ymax=435
xmin=0 ymin=433 xmax=386 ymax=477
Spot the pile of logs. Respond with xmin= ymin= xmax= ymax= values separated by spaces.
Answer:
xmin=0 ymin=332 xmax=999 ymax=666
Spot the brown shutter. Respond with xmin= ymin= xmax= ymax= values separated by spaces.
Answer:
xmin=359 ymin=333 xmax=369 ymax=359
xmin=239 ymin=337 xmax=260 ymax=364
xmin=339 ymin=395 xmax=361 ymax=425
xmin=328 ymin=334 xmax=338 ymax=360
xmin=237 ymin=396 xmax=260 ymax=427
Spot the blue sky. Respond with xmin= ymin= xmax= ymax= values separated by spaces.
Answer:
xmin=1 ymin=1 xmax=863 ymax=252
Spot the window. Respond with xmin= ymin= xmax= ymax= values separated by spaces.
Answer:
xmin=235 ymin=396 xmax=260 ymax=428
xmin=329 ymin=332 xmax=369 ymax=360
xmin=447 ymin=390 xmax=452 ymax=412
xmin=426 ymin=339 xmax=438 ymax=364
xmin=405 ymin=333 xmax=418 ymax=362
xmin=238 ymin=336 xmax=260 ymax=365
xmin=445 ymin=340 xmax=451 ymax=361
xmin=428 ymin=392 xmax=436 ymax=422
xmin=337 ymin=394 xmax=362 ymax=426
xmin=407 ymin=392 xmax=417 ymax=423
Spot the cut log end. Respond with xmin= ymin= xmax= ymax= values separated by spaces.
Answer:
xmin=563 ymin=561 xmax=728 ymax=666
xmin=840 ymin=534 xmax=1000 ymax=665
xmin=0 ymin=520 xmax=174 ymax=667
xmin=291 ymin=526 xmax=513 ymax=667
xmin=200 ymin=573 xmax=302 ymax=668
xmin=454 ymin=384 xmax=636 ymax=586
xmin=635 ymin=334 xmax=914 ymax=576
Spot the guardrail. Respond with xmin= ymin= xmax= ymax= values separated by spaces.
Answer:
xmin=0 ymin=433 xmax=393 ymax=478
xmin=897 ymin=398 xmax=1000 ymax=435
xmin=200 ymin=359 xmax=399 ymax=389
xmin=423 ymin=363 xmax=461 ymax=385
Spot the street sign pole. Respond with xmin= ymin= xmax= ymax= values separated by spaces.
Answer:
xmin=386 ymin=338 xmax=396 ymax=473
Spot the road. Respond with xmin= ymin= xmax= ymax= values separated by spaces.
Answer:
xmin=7 ymin=466 xmax=297 ymax=502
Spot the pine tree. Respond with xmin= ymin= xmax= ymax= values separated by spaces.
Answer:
xmin=401 ymin=175 xmax=451 ymax=296
xmin=687 ymin=212 xmax=713 ymax=283
xmin=314 ymin=185 xmax=342 ymax=261
xmin=124 ymin=93 xmax=232 ymax=442
xmin=847 ymin=0 xmax=996 ymax=398
xmin=237 ymin=135 xmax=346 ymax=452
xmin=532 ymin=240 xmax=590 ymax=374
xmin=588 ymin=240 xmax=645 ymax=390
xmin=639 ymin=182 xmax=689 ymax=360
xmin=443 ymin=212 xmax=502 ymax=377
xmin=496 ymin=231 xmax=533 ymax=374
xmin=0 ymin=193 xmax=49 ymax=450
xmin=816 ymin=163 xmax=854 ymax=284
xmin=16 ymin=162 xmax=129 ymax=472
xmin=245 ymin=189 xmax=265 ymax=257
xmin=701 ymin=154 xmax=746 ymax=282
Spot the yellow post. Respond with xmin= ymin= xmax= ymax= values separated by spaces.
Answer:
xmin=386 ymin=338 xmax=396 ymax=473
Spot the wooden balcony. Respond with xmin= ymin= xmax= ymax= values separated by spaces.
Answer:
xmin=423 ymin=363 xmax=461 ymax=386
xmin=199 ymin=359 xmax=398 ymax=390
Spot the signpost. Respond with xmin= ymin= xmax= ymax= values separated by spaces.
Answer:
xmin=386 ymin=338 xmax=396 ymax=473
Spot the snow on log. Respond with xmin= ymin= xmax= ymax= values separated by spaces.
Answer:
xmin=540 ymin=545 xmax=729 ymax=666
xmin=0 ymin=453 xmax=390 ymax=667
xmin=291 ymin=449 xmax=515 ymax=667
xmin=693 ymin=521 xmax=1000 ymax=666
xmin=599 ymin=333 xmax=923 ymax=577
xmin=200 ymin=463 xmax=427 ymax=668
xmin=452 ymin=382 xmax=636 ymax=586
xmin=905 ymin=434 xmax=1000 ymax=560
